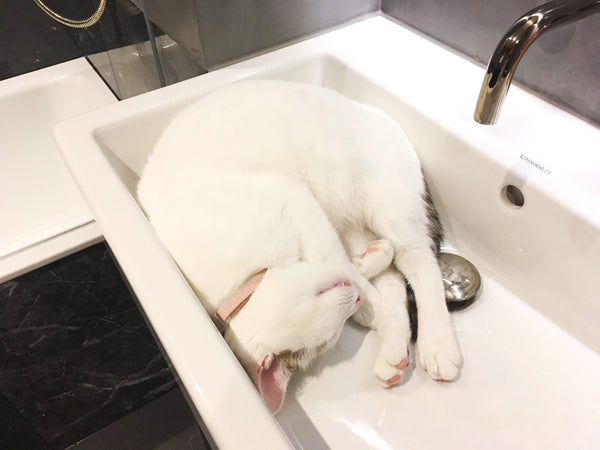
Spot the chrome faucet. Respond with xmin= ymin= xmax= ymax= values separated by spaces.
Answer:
xmin=474 ymin=0 xmax=600 ymax=125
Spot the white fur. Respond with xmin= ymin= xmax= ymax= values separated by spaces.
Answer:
xmin=137 ymin=80 xmax=461 ymax=413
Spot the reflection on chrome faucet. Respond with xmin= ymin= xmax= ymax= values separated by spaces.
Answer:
xmin=473 ymin=0 xmax=600 ymax=125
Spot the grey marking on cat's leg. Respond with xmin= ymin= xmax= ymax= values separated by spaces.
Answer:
xmin=407 ymin=178 xmax=443 ymax=341
xmin=422 ymin=177 xmax=443 ymax=254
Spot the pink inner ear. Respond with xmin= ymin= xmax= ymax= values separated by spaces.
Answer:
xmin=257 ymin=354 xmax=290 ymax=414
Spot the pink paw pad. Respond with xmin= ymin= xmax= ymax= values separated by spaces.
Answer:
xmin=386 ymin=373 xmax=402 ymax=384
xmin=395 ymin=359 xmax=408 ymax=370
xmin=361 ymin=240 xmax=383 ymax=257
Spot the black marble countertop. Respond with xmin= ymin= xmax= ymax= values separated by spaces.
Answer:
xmin=0 ymin=242 xmax=177 ymax=449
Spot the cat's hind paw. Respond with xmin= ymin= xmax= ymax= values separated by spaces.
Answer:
xmin=374 ymin=356 xmax=409 ymax=387
xmin=415 ymin=338 xmax=462 ymax=381
xmin=373 ymin=335 xmax=410 ymax=387
xmin=352 ymin=239 xmax=394 ymax=280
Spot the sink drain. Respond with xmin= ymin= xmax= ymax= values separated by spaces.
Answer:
xmin=502 ymin=184 xmax=525 ymax=208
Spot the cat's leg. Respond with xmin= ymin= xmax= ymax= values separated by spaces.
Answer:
xmin=286 ymin=185 xmax=380 ymax=305
xmin=344 ymin=230 xmax=394 ymax=328
xmin=394 ymin=243 xmax=461 ymax=380
xmin=367 ymin=196 xmax=462 ymax=381
xmin=370 ymin=269 xmax=412 ymax=386
xmin=341 ymin=229 xmax=379 ymax=327
xmin=343 ymin=231 xmax=411 ymax=385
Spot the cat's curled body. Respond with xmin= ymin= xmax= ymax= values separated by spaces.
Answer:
xmin=138 ymin=80 xmax=461 ymax=413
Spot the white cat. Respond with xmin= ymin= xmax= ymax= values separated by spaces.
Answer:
xmin=137 ymin=80 xmax=461 ymax=413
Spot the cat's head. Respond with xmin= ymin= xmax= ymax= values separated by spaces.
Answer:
xmin=224 ymin=262 xmax=362 ymax=413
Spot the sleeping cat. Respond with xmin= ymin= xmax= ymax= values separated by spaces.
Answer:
xmin=137 ymin=80 xmax=462 ymax=413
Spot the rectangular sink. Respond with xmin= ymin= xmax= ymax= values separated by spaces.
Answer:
xmin=0 ymin=58 xmax=115 ymax=281
xmin=55 ymin=16 xmax=600 ymax=449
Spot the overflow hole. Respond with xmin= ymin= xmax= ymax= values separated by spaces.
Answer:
xmin=502 ymin=184 xmax=525 ymax=208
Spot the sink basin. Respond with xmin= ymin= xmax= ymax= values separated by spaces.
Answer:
xmin=54 ymin=16 xmax=600 ymax=449
xmin=0 ymin=58 xmax=115 ymax=281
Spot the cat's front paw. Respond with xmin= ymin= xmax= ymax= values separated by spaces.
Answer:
xmin=352 ymin=239 xmax=394 ymax=280
xmin=415 ymin=334 xmax=462 ymax=381
xmin=352 ymin=302 xmax=375 ymax=328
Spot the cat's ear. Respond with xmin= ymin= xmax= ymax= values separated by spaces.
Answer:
xmin=256 ymin=353 xmax=292 ymax=414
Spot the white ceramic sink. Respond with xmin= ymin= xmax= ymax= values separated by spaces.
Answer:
xmin=54 ymin=16 xmax=600 ymax=450
xmin=0 ymin=58 xmax=115 ymax=281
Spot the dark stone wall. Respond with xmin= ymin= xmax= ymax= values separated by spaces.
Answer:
xmin=142 ymin=0 xmax=380 ymax=70
xmin=0 ymin=0 xmax=152 ymax=81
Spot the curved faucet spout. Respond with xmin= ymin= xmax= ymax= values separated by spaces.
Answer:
xmin=474 ymin=0 xmax=600 ymax=125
